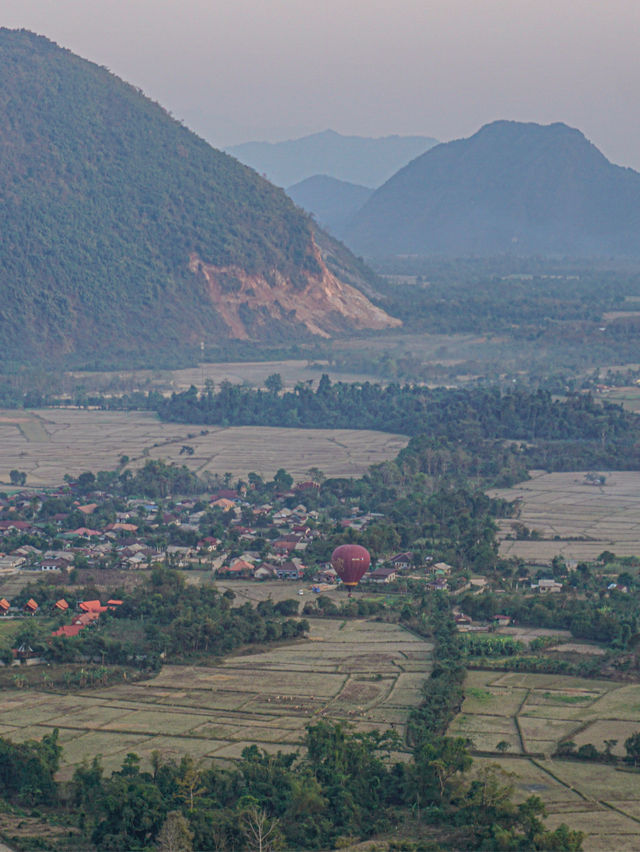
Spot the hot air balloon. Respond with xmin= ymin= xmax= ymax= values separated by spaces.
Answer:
xmin=331 ymin=544 xmax=370 ymax=595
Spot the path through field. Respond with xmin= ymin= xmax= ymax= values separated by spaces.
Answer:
xmin=0 ymin=619 xmax=431 ymax=780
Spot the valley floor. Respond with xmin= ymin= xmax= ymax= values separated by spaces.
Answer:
xmin=0 ymin=408 xmax=406 ymax=486
xmin=489 ymin=470 xmax=640 ymax=562
xmin=450 ymin=669 xmax=640 ymax=851
xmin=0 ymin=618 xmax=431 ymax=781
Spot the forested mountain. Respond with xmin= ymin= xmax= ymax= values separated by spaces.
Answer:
xmin=345 ymin=120 xmax=640 ymax=258
xmin=0 ymin=29 xmax=396 ymax=367
xmin=287 ymin=175 xmax=373 ymax=236
xmin=227 ymin=129 xmax=438 ymax=188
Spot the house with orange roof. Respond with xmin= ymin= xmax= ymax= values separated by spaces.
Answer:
xmin=72 ymin=611 xmax=100 ymax=627
xmin=210 ymin=498 xmax=236 ymax=512
xmin=51 ymin=624 xmax=83 ymax=638
xmin=105 ymin=522 xmax=138 ymax=533
xmin=78 ymin=599 xmax=107 ymax=613
xmin=23 ymin=599 xmax=38 ymax=614
xmin=0 ymin=598 xmax=10 ymax=615
xmin=77 ymin=503 xmax=98 ymax=515
xmin=219 ymin=559 xmax=255 ymax=578
xmin=54 ymin=598 xmax=69 ymax=612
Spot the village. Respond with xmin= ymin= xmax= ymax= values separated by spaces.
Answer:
xmin=0 ymin=463 xmax=625 ymax=646
xmin=0 ymin=467 xmax=460 ymax=623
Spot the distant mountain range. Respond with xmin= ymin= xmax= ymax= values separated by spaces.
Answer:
xmin=287 ymin=176 xmax=373 ymax=236
xmin=226 ymin=130 xmax=438 ymax=188
xmin=0 ymin=30 xmax=398 ymax=367
xmin=343 ymin=121 xmax=640 ymax=258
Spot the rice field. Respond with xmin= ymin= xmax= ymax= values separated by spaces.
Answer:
xmin=451 ymin=670 xmax=640 ymax=851
xmin=0 ymin=619 xmax=431 ymax=780
xmin=0 ymin=409 xmax=407 ymax=486
xmin=489 ymin=470 xmax=640 ymax=562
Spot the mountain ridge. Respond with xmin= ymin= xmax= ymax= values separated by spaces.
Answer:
xmin=0 ymin=29 xmax=397 ymax=367
xmin=227 ymin=129 xmax=438 ymax=188
xmin=286 ymin=175 xmax=373 ymax=236
xmin=344 ymin=120 xmax=640 ymax=258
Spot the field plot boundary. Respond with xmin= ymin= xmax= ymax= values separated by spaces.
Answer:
xmin=456 ymin=672 xmax=640 ymax=850
xmin=489 ymin=470 xmax=640 ymax=562
xmin=0 ymin=409 xmax=407 ymax=486
xmin=0 ymin=619 xmax=431 ymax=777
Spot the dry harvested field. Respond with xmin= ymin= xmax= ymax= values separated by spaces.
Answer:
xmin=489 ymin=470 xmax=640 ymax=562
xmin=0 ymin=409 xmax=406 ymax=487
xmin=202 ymin=578 xmax=405 ymax=610
xmin=0 ymin=619 xmax=431 ymax=779
xmin=597 ymin=386 xmax=640 ymax=414
xmin=450 ymin=670 xmax=640 ymax=850
xmin=65 ymin=338 xmax=494 ymax=395
xmin=68 ymin=359 xmax=378 ymax=395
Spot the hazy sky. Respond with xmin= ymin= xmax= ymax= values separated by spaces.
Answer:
xmin=3 ymin=0 xmax=640 ymax=167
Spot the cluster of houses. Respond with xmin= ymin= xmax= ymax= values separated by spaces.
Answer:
xmin=0 ymin=595 xmax=121 ymax=628
xmin=0 ymin=479 xmax=457 ymax=593
xmin=50 ymin=598 xmax=122 ymax=638
xmin=1 ymin=483 xmax=437 ymax=586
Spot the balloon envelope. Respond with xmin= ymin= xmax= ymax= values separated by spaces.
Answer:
xmin=331 ymin=544 xmax=371 ymax=587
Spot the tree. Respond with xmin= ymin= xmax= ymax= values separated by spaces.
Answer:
xmin=9 ymin=469 xmax=26 ymax=486
xmin=156 ymin=811 xmax=194 ymax=852
xmin=428 ymin=736 xmax=472 ymax=800
xmin=603 ymin=739 xmax=618 ymax=762
xmin=625 ymin=732 xmax=640 ymax=766
xmin=273 ymin=468 xmax=293 ymax=491
xmin=240 ymin=804 xmax=283 ymax=852
xmin=307 ymin=467 xmax=325 ymax=485
xmin=265 ymin=373 xmax=283 ymax=395
xmin=177 ymin=757 xmax=204 ymax=811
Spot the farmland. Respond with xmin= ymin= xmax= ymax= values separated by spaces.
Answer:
xmin=67 ymin=358 xmax=380 ymax=395
xmin=0 ymin=409 xmax=406 ymax=487
xmin=489 ymin=470 xmax=640 ymax=562
xmin=0 ymin=618 xmax=431 ymax=780
xmin=450 ymin=670 xmax=640 ymax=850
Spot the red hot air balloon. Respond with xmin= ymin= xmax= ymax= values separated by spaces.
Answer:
xmin=331 ymin=544 xmax=371 ymax=594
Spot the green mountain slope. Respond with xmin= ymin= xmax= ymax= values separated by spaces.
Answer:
xmin=0 ymin=29 xmax=396 ymax=367
xmin=345 ymin=120 xmax=640 ymax=258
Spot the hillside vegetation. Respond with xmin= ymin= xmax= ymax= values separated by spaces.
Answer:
xmin=0 ymin=29 xmax=390 ymax=368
